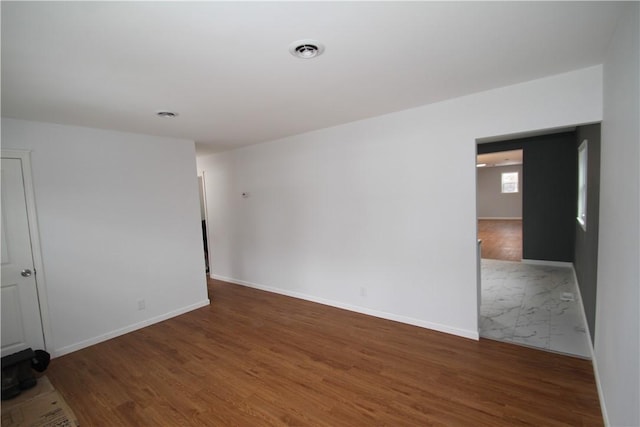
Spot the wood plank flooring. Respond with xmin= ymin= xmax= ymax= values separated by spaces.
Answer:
xmin=478 ymin=219 xmax=523 ymax=261
xmin=46 ymin=278 xmax=602 ymax=426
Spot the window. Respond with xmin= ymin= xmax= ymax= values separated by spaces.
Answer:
xmin=501 ymin=172 xmax=519 ymax=193
xmin=577 ymin=140 xmax=588 ymax=230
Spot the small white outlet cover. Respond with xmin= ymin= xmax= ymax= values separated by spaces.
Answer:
xmin=137 ymin=299 xmax=146 ymax=310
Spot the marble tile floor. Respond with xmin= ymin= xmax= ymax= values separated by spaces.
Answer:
xmin=480 ymin=259 xmax=591 ymax=358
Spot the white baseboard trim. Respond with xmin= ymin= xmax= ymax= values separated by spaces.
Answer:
xmin=477 ymin=217 xmax=522 ymax=220
xmin=591 ymin=350 xmax=609 ymax=426
xmin=521 ymin=258 xmax=573 ymax=268
xmin=570 ymin=267 xmax=609 ymax=426
xmin=52 ymin=299 xmax=211 ymax=358
xmin=212 ymin=274 xmax=479 ymax=341
xmin=570 ymin=265 xmax=593 ymax=361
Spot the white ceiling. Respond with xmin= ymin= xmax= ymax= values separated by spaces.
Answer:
xmin=1 ymin=2 xmax=623 ymax=153
xmin=477 ymin=150 xmax=523 ymax=168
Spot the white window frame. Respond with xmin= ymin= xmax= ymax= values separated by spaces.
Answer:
xmin=501 ymin=171 xmax=519 ymax=194
xmin=577 ymin=139 xmax=588 ymax=231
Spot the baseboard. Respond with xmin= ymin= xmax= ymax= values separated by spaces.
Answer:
xmin=51 ymin=299 xmax=211 ymax=358
xmin=570 ymin=267 xmax=609 ymax=425
xmin=590 ymin=350 xmax=610 ymax=426
xmin=521 ymin=258 xmax=573 ymax=268
xmin=477 ymin=217 xmax=522 ymax=220
xmin=570 ymin=265 xmax=593 ymax=361
xmin=211 ymin=274 xmax=479 ymax=341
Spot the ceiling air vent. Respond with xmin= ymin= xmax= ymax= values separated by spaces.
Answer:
xmin=156 ymin=111 xmax=178 ymax=118
xmin=289 ymin=39 xmax=325 ymax=59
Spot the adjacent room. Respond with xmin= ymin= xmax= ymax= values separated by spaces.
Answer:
xmin=476 ymin=131 xmax=595 ymax=358
xmin=476 ymin=148 xmax=523 ymax=261
xmin=1 ymin=2 xmax=638 ymax=426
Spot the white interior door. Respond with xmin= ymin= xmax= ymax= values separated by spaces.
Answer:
xmin=1 ymin=157 xmax=45 ymax=356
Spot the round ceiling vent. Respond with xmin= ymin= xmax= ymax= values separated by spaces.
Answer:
xmin=289 ymin=39 xmax=325 ymax=59
xmin=156 ymin=111 xmax=178 ymax=118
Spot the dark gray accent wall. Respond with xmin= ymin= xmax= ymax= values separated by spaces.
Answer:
xmin=574 ymin=124 xmax=601 ymax=342
xmin=522 ymin=133 xmax=577 ymax=262
xmin=478 ymin=131 xmax=578 ymax=262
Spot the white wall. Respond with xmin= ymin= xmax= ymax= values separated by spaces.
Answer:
xmin=477 ymin=165 xmax=523 ymax=218
xmin=2 ymin=118 xmax=209 ymax=357
xmin=198 ymin=65 xmax=602 ymax=340
xmin=597 ymin=4 xmax=640 ymax=426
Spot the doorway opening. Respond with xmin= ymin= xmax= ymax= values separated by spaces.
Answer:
xmin=476 ymin=149 xmax=523 ymax=262
xmin=476 ymin=127 xmax=598 ymax=359
xmin=198 ymin=175 xmax=209 ymax=275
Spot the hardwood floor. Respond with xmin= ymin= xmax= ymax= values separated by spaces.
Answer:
xmin=46 ymin=279 xmax=602 ymax=426
xmin=478 ymin=219 xmax=523 ymax=261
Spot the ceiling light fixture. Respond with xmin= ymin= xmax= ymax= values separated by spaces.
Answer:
xmin=476 ymin=163 xmax=487 ymax=167
xmin=289 ymin=39 xmax=325 ymax=59
xmin=156 ymin=111 xmax=178 ymax=118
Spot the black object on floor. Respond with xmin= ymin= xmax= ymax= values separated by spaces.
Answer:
xmin=31 ymin=349 xmax=51 ymax=373
xmin=1 ymin=348 xmax=51 ymax=400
